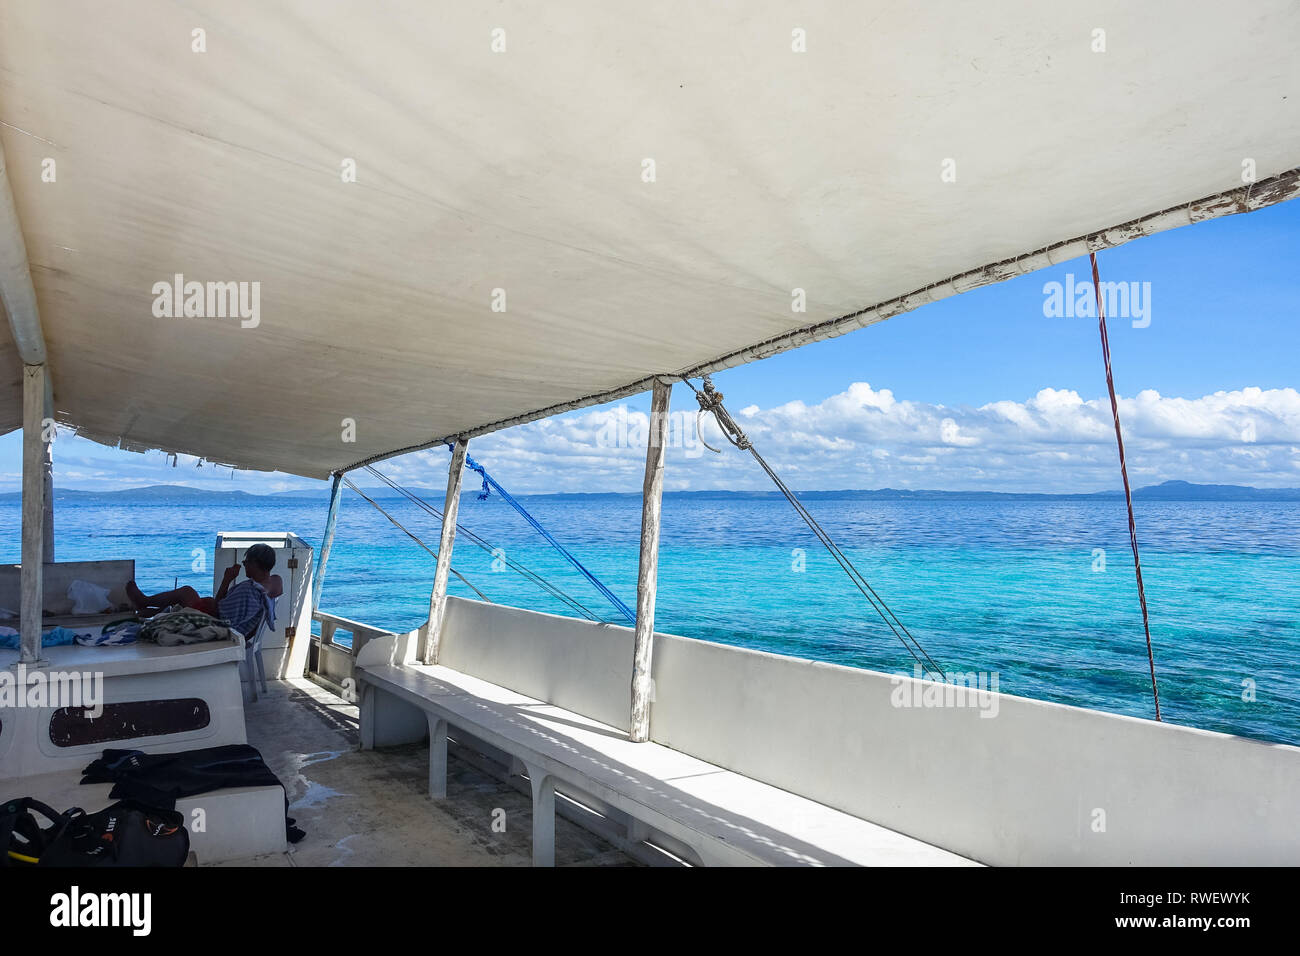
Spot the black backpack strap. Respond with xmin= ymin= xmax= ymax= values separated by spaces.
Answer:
xmin=107 ymin=800 xmax=185 ymax=827
xmin=1 ymin=797 xmax=75 ymax=865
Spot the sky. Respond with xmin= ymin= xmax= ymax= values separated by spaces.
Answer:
xmin=2 ymin=198 xmax=1298 ymax=495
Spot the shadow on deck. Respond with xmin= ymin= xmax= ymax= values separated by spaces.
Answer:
xmin=228 ymin=677 xmax=639 ymax=867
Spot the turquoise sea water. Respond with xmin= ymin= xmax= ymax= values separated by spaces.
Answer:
xmin=3 ymin=494 xmax=1297 ymax=745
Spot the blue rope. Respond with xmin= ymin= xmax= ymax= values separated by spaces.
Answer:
xmin=452 ymin=445 xmax=637 ymax=624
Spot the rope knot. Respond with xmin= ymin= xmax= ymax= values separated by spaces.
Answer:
xmin=692 ymin=376 xmax=753 ymax=451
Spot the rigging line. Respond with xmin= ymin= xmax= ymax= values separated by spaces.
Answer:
xmin=754 ymin=449 xmax=945 ymax=680
xmin=361 ymin=465 xmax=606 ymax=623
xmin=684 ymin=374 xmax=943 ymax=678
xmin=374 ymin=462 xmax=757 ymax=637
xmin=1090 ymin=251 xmax=1162 ymax=721
xmin=456 ymin=447 xmax=638 ymax=625
xmin=682 ymin=375 xmax=916 ymax=654
xmin=369 ymin=465 xmax=747 ymax=634
xmin=341 ymin=478 xmax=491 ymax=603
xmin=683 ymin=375 xmax=947 ymax=681
xmin=369 ymin=472 xmax=601 ymax=622
xmin=364 ymin=465 xmax=590 ymax=615
xmin=363 ymin=466 xmax=602 ymax=622
xmin=366 ymin=463 xmax=812 ymax=639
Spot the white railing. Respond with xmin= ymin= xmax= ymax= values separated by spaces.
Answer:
xmin=309 ymin=610 xmax=397 ymax=690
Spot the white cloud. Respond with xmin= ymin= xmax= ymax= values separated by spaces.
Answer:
xmin=405 ymin=382 xmax=1300 ymax=494
xmin=5 ymin=383 xmax=1298 ymax=495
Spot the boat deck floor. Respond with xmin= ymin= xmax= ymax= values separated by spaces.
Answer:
xmin=229 ymin=677 xmax=637 ymax=866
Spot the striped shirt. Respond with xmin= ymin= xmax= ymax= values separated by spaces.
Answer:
xmin=218 ymin=579 xmax=276 ymax=639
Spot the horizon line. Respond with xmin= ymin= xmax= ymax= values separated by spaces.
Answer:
xmin=4 ymin=478 xmax=1299 ymax=500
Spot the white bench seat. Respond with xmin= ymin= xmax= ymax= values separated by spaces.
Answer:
xmin=357 ymin=661 xmax=978 ymax=867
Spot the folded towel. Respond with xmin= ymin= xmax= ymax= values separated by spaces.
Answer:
xmin=138 ymin=609 xmax=241 ymax=646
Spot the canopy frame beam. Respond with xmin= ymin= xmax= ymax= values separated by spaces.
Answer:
xmin=0 ymin=137 xmax=46 ymax=365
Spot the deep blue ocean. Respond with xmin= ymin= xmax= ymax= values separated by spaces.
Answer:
xmin=3 ymin=493 xmax=1297 ymax=746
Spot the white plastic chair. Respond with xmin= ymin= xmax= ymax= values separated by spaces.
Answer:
xmin=243 ymin=608 xmax=270 ymax=702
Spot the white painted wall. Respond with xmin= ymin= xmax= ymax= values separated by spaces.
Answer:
xmin=0 ymin=641 xmax=248 ymax=778
xmin=438 ymin=596 xmax=1300 ymax=866
xmin=213 ymin=532 xmax=313 ymax=682
xmin=440 ymin=598 xmax=633 ymax=732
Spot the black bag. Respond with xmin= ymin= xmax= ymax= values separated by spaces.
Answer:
xmin=82 ymin=744 xmax=305 ymax=844
xmin=1 ymin=797 xmax=72 ymax=865
xmin=2 ymin=797 xmax=189 ymax=867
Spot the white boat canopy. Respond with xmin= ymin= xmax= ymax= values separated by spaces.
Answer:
xmin=1 ymin=1 xmax=1298 ymax=479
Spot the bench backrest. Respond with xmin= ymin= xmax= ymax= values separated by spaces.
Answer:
xmin=439 ymin=595 xmax=1300 ymax=866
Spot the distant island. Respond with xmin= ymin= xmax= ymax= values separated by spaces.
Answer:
xmin=3 ymin=479 xmax=1299 ymax=503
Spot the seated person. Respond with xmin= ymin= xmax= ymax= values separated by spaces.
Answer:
xmin=126 ymin=543 xmax=283 ymax=640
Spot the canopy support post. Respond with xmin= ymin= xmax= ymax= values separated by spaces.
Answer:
xmin=20 ymin=363 xmax=47 ymax=665
xmin=311 ymin=472 xmax=343 ymax=613
xmin=42 ymin=417 xmax=53 ymax=563
xmin=630 ymin=379 xmax=670 ymax=742
xmin=424 ymin=439 xmax=467 ymax=664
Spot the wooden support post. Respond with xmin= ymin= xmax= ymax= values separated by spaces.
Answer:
xmin=41 ymin=438 xmax=53 ymax=562
xmin=311 ymin=472 xmax=343 ymax=612
xmin=629 ymin=379 xmax=670 ymax=742
xmin=20 ymin=363 xmax=47 ymax=665
xmin=41 ymin=378 xmax=53 ymax=562
xmin=424 ymin=439 xmax=467 ymax=664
